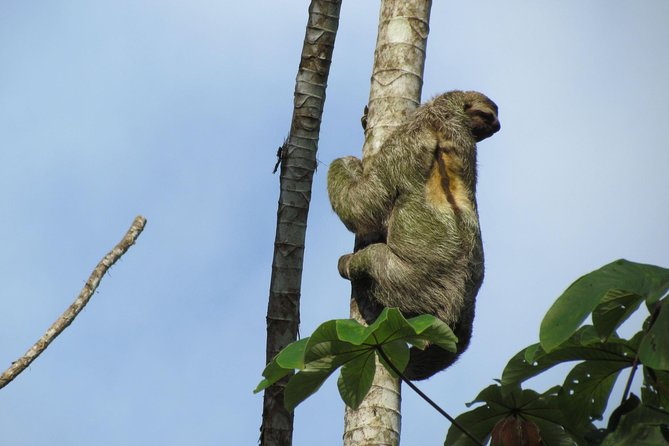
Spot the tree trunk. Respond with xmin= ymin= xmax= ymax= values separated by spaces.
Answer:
xmin=260 ymin=1 xmax=342 ymax=446
xmin=343 ymin=1 xmax=432 ymax=445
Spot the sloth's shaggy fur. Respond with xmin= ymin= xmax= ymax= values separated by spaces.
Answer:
xmin=327 ymin=91 xmax=500 ymax=380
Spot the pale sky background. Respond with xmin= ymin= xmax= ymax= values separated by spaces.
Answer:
xmin=1 ymin=1 xmax=668 ymax=445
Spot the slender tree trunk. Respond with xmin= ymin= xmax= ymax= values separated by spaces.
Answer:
xmin=261 ymin=1 xmax=342 ymax=445
xmin=343 ymin=1 xmax=432 ymax=445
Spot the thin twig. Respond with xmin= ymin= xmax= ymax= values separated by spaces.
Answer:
xmin=621 ymin=355 xmax=639 ymax=404
xmin=621 ymin=302 xmax=663 ymax=404
xmin=376 ymin=347 xmax=484 ymax=446
xmin=0 ymin=216 xmax=147 ymax=390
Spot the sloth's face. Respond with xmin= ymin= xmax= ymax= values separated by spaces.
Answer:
xmin=464 ymin=95 xmax=500 ymax=142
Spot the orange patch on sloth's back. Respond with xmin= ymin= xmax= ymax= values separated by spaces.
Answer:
xmin=425 ymin=146 xmax=473 ymax=215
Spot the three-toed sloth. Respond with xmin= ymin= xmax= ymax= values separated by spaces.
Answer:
xmin=327 ymin=91 xmax=500 ymax=380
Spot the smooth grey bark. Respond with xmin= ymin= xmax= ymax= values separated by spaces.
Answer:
xmin=343 ymin=1 xmax=432 ymax=445
xmin=261 ymin=1 xmax=342 ymax=445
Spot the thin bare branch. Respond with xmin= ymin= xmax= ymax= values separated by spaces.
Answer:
xmin=0 ymin=215 xmax=147 ymax=390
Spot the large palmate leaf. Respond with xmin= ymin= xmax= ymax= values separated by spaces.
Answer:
xmin=502 ymin=326 xmax=635 ymax=387
xmin=599 ymin=404 xmax=669 ymax=446
xmin=444 ymin=385 xmax=584 ymax=446
xmin=541 ymin=260 xmax=669 ymax=352
xmin=337 ymin=351 xmax=377 ymax=409
xmin=255 ymin=308 xmax=457 ymax=410
xmin=284 ymin=369 xmax=334 ymax=411
xmin=254 ymin=338 xmax=309 ymax=393
xmin=558 ymin=360 xmax=626 ymax=428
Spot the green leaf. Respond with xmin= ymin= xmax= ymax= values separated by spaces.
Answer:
xmin=592 ymin=289 xmax=645 ymax=340
xmin=502 ymin=327 xmax=635 ymax=387
xmin=349 ymin=308 xmax=457 ymax=352
xmin=255 ymin=308 xmax=456 ymax=411
xmin=514 ymin=387 xmax=588 ymax=443
xmin=275 ymin=337 xmax=309 ymax=369
xmin=606 ymin=394 xmax=640 ymax=432
xmin=335 ymin=318 xmax=369 ymax=345
xmin=305 ymin=321 xmax=364 ymax=367
xmin=445 ymin=385 xmax=582 ymax=446
xmin=336 ymin=308 xmax=431 ymax=346
xmin=407 ymin=315 xmax=458 ymax=352
xmin=442 ymin=402 xmax=497 ymax=446
xmin=639 ymin=300 xmax=669 ymax=371
xmin=559 ymin=360 xmax=626 ymax=427
xmin=254 ymin=338 xmax=309 ymax=393
xmin=379 ymin=340 xmax=410 ymax=377
xmin=334 ymin=308 xmax=400 ymax=345
xmin=444 ymin=385 xmax=506 ymax=446
xmin=541 ymin=260 xmax=669 ymax=352
xmin=406 ymin=313 xmax=437 ymax=332
xmin=284 ymin=370 xmax=333 ymax=411
xmin=406 ymin=337 xmax=430 ymax=350
xmin=368 ymin=308 xmax=418 ymax=344
xmin=642 ymin=367 xmax=669 ymax=410
xmin=337 ymin=351 xmax=377 ymax=409
xmin=529 ymin=420 xmax=581 ymax=446
xmin=523 ymin=343 xmax=541 ymax=364
xmin=254 ymin=361 xmax=291 ymax=394
xmin=600 ymin=404 xmax=669 ymax=446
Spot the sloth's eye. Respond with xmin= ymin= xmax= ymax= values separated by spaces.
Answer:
xmin=472 ymin=110 xmax=494 ymax=121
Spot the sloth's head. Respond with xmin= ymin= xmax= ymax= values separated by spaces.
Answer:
xmin=460 ymin=91 xmax=501 ymax=142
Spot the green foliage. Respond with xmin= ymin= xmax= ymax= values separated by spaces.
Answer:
xmin=639 ymin=301 xmax=669 ymax=371
xmin=599 ymin=404 xmax=669 ymax=445
xmin=540 ymin=259 xmax=669 ymax=351
xmin=255 ymin=259 xmax=669 ymax=444
xmin=446 ymin=259 xmax=669 ymax=446
xmin=254 ymin=308 xmax=457 ymax=410
xmin=444 ymin=385 xmax=580 ymax=446
xmin=502 ymin=327 xmax=636 ymax=386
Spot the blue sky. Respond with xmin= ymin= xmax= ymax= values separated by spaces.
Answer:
xmin=1 ymin=1 xmax=668 ymax=444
